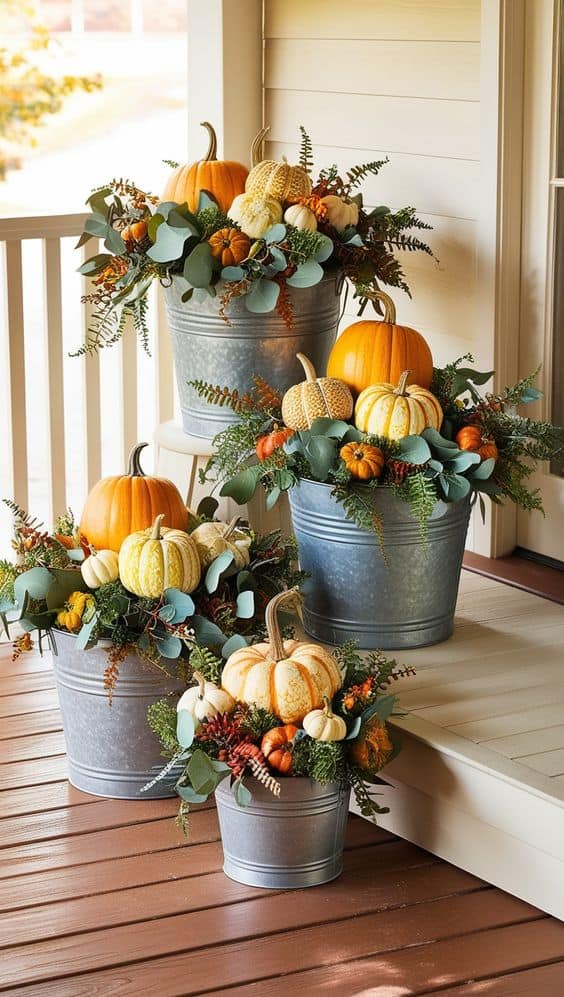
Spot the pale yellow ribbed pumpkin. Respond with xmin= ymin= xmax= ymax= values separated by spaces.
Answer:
xmin=355 ymin=370 xmax=443 ymax=441
xmin=221 ymin=588 xmax=342 ymax=724
xmin=281 ymin=353 xmax=354 ymax=431
xmin=245 ymin=126 xmax=312 ymax=205
xmin=228 ymin=191 xmax=283 ymax=239
xmin=191 ymin=517 xmax=251 ymax=571
xmin=118 ymin=514 xmax=200 ymax=598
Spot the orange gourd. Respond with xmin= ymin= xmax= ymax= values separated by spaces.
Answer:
xmin=208 ymin=227 xmax=250 ymax=267
xmin=162 ymin=122 xmax=248 ymax=214
xmin=261 ymin=724 xmax=299 ymax=774
xmin=80 ymin=442 xmax=188 ymax=553
xmin=327 ymin=290 xmax=434 ymax=394
xmin=255 ymin=427 xmax=294 ymax=461
xmin=340 ymin=442 xmax=385 ymax=481
xmin=455 ymin=425 xmax=499 ymax=462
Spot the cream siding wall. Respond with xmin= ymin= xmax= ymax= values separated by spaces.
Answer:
xmin=263 ymin=0 xmax=481 ymax=368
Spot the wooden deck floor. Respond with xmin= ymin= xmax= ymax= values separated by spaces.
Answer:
xmin=2 ymin=584 xmax=564 ymax=995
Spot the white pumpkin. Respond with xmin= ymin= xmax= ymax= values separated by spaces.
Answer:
xmin=80 ymin=549 xmax=119 ymax=589
xmin=228 ymin=192 xmax=283 ymax=239
xmin=303 ymin=698 xmax=347 ymax=742
xmin=191 ymin=517 xmax=251 ymax=571
xmin=320 ymin=195 xmax=359 ymax=233
xmin=177 ymin=671 xmax=235 ymax=725
xmin=283 ymin=203 xmax=317 ymax=231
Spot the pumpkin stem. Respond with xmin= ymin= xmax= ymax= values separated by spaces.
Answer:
xmin=250 ymin=125 xmax=270 ymax=167
xmin=151 ymin=514 xmax=165 ymax=540
xmin=296 ymin=353 xmax=317 ymax=383
xmin=364 ymin=289 xmax=397 ymax=324
xmin=128 ymin=442 xmax=149 ymax=477
xmin=265 ymin=586 xmax=302 ymax=662
xmin=322 ymin=695 xmax=334 ymax=717
xmin=193 ymin=671 xmax=206 ymax=699
xmin=395 ymin=371 xmax=411 ymax=396
xmin=200 ymin=121 xmax=217 ymax=162
xmin=223 ymin=516 xmax=240 ymax=541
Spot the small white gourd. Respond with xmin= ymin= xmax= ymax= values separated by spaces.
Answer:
xmin=177 ymin=671 xmax=235 ymax=725
xmin=80 ymin=549 xmax=119 ymax=589
xmin=283 ymin=204 xmax=317 ymax=231
xmin=302 ymin=697 xmax=347 ymax=742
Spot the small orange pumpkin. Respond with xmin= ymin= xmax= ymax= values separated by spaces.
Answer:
xmin=80 ymin=442 xmax=188 ymax=553
xmin=122 ymin=220 xmax=148 ymax=248
xmin=208 ymin=227 xmax=250 ymax=267
xmin=455 ymin=425 xmax=499 ymax=462
xmin=162 ymin=122 xmax=248 ymax=214
xmin=340 ymin=442 xmax=385 ymax=481
xmin=256 ymin=427 xmax=294 ymax=461
xmin=349 ymin=715 xmax=394 ymax=775
xmin=261 ymin=725 xmax=299 ymax=774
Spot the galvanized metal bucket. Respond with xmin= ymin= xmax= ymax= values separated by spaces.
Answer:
xmin=289 ymin=480 xmax=471 ymax=650
xmin=163 ymin=272 xmax=342 ymax=439
xmin=215 ymin=776 xmax=351 ymax=889
xmin=50 ymin=629 xmax=179 ymax=799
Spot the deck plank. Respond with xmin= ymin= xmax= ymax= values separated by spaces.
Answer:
xmin=0 ymin=708 xmax=62 ymax=741
xmin=0 ymin=730 xmax=66 ymax=764
xmin=0 ymin=688 xmax=59 ymax=718
xmin=0 ymin=671 xmax=55 ymax=696
xmin=0 ymin=755 xmax=69 ymax=791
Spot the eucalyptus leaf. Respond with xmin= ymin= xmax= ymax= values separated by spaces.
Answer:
xmin=314 ymin=234 xmax=334 ymax=263
xmin=158 ymin=604 xmax=176 ymax=623
xmin=221 ymin=633 xmax=248 ymax=658
xmin=187 ymin=748 xmax=223 ymax=794
xmin=362 ymin=694 xmax=396 ymax=724
xmin=78 ymin=253 xmax=113 ymax=276
xmin=45 ymin=568 xmax=88 ymax=611
xmin=342 ymin=232 xmax=364 ymax=248
xmin=236 ymin=589 xmax=255 ymax=619
xmin=205 ymin=551 xmax=235 ymax=594
xmin=191 ymin=615 xmax=227 ymax=647
xmin=266 ymin=486 xmax=281 ymax=510
xmin=163 ymin=588 xmax=195 ymax=623
xmin=75 ymin=613 xmax=99 ymax=651
xmin=220 ymin=465 xmax=261 ymax=504
xmin=167 ymin=207 xmax=199 ymax=230
xmin=308 ymin=418 xmax=351 ymax=439
xmin=66 ymin=548 xmax=85 ymax=563
xmin=422 ymin=428 xmax=458 ymax=450
xmin=264 ymin=223 xmax=286 ymax=244
xmin=147 ymin=223 xmax=193 ymax=263
xmin=183 ymin=242 xmax=214 ymax=287
xmin=221 ymin=265 xmax=245 ymax=281
xmin=245 ymin=277 xmax=280 ymax=313
xmin=14 ymin=567 xmax=53 ymax=606
xmin=233 ymin=779 xmax=252 ymax=807
xmin=198 ymin=190 xmax=219 ymax=211
xmin=269 ymin=247 xmax=287 ymax=272
xmin=470 ymin=457 xmax=496 ymax=481
xmin=176 ymin=784 xmax=208 ymax=803
xmin=176 ymin=709 xmax=195 ymax=749
xmin=147 ymin=213 xmax=164 ymax=242
xmin=153 ymin=633 xmax=183 ymax=659
xmin=236 ymin=570 xmax=257 ymax=593
xmin=439 ymin=472 xmax=471 ymax=502
xmin=398 ymin=435 xmax=432 ymax=465
xmin=342 ymin=426 xmax=363 ymax=443
xmin=86 ymin=188 xmax=111 ymax=216
xmin=445 ymin=451 xmax=481 ymax=473
xmin=345 ymin=716 xmax=362 ymax=741
xmin=306 ymin=436 xmax=338 ymax=479
xmin=286 ymin=259 xmax=324 ymax=288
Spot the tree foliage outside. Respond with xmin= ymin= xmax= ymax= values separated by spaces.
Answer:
xmin=0 ymin=0 xmax=102 ymax=180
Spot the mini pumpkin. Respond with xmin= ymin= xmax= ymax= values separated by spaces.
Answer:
xmin=355 ymin=371 xmax=443 ymax=441
xmin=80 ymin=442 xmax=188 ymax=554
xmin=327 ymin=290 xmax=434 ymax=393
xmin=118 ymin=514 xmax=200 ymax=598
xmin=283 ymin=203 xmax=317 ymax=231
xmin=221 ymin=588 xmax=342 ymax=724
xmin=190 ymin=517 xmax=251 ymax=571
xmin=246 ymin=125 xmax=312 ymax=204
xmin=56 ymin=609 xmax=82 ymax=632
xmin=228 ymin=191 xmax=283 ymax=239
xmin=261 ymin=724 xmax=299 ymax=774
xmin=256 ymin=426 xmax=294 ymax=461
xmin=348 ymin=715 xmax=394 ymax=775
xmin=208 ymin=227 xmax=250 ymax=267
xmin=122 ymin=220 xmax=148 ymax=250
xmin=162 ymin=121 xmax=248 ymax=214
xmin=340 ymin=442 xmax=384 ymax=481
xmin=319 ymin=195 xmax=359 ymax=233
xmin=81 ymin=549 xmax=119 ymax=589
xmin=176 ymin=672 xmax=235 ymax=725
xmin=303 ymin=698 xmax=347 ymax=741
xmin=281 ymin=353 xmax=354 ymax=431
xmin=455 ymin=425 xmax=499 ymax=462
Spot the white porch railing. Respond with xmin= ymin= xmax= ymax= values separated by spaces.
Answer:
xmin=0 ymin=213 xmax=175 ymax=535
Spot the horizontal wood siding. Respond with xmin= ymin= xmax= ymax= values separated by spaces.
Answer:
xmin=264 ymin=0 xmax=481 ymax=363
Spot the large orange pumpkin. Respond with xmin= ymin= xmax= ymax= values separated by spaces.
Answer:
xmin=327 ymin=290 xmax=434 ymax=394
xmin=80 ymin=443 xmax=188 ymax=553
xmin=162 ymin=122 xmax=248 ymax=214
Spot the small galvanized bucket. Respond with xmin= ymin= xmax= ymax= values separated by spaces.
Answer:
xmin=289 ymin=479 xmax=471 ymax=650
xmin=164 ymin=272 xmax=342 ymax=439
xmin=50 ymin=629 xmax=179 ymax=799
xmin=215 ymin=776 xmax=351 ymax=889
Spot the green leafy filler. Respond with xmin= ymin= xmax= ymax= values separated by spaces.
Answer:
xmin=196 ymin=358 xmax=564 ymax=549
xmin=148 ymin=639 xmax=412 ymax=831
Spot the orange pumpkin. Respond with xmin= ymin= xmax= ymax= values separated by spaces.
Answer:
xmin=162 ymin=122 xmax=248 ymax=214
xmin=80 ymin=442 xmax=188 ymax=553
xmin=256 ymin=427 xmax=294 ymax=461
xmin=455 ymin=425 xmax=499 ymax=462
xmin=340 ymin=442 xmax=385 ymax=481
xmin=349 ymin=716 xmax=394 ymax=775
xmin=261 ymin=725 xmax=299 ymax=774
xmin=122 ymin=220 xmax=148 ymax=249
xmin=327 ymin=290 xmax=434 ymax=394
xmin=208 ymin=227 xmax=250 ymax=267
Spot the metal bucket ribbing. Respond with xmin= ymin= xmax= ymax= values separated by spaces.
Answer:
xmin=50 ymin=629 xmax=179 ymax=799
xmin=289 ymin=480 xmax=471 ymax=650
xmin=164 ymin=273 xmax=342 ymax=439
xmin=215 ymin=777 xmax=351 ymax=889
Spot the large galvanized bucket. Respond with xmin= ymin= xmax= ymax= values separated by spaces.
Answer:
xmin=164 ymin=272 xmax=342 ymax=439
xmin=50 ymin=629 xmax=179 ymax=799
xmin=215 ymin=777 xmax=351 ymax=889
xmin=289 ymin=480 xmax=471 ymax=650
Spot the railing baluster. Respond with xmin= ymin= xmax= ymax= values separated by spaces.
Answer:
xmin=5 ymin=240 xmax=29 ymax=509
xmin=82 ymin=241 xmax=102 ymax=489
xmin=120 ymin=315 xmax=138 ymax=463
xmin=156 ymin=286 xmax=175 ymax=426
xmin=43 ymin=238 xmax=67 ymax=521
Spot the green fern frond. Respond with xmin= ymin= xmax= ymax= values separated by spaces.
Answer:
xmin=344 ymin=159 xmax=389 ymax=193
xmin=189 ymin=645 xmax=223 ymax=684
xmin=188 ymin=380 xmax=254 ymax=413
xmin=2 ymin=499 xmax=43 ymax=532
xmin=298 ymin=125 xmax=314 ymax=175
xmin=393 ymin=473 xmax=438 ymax=545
